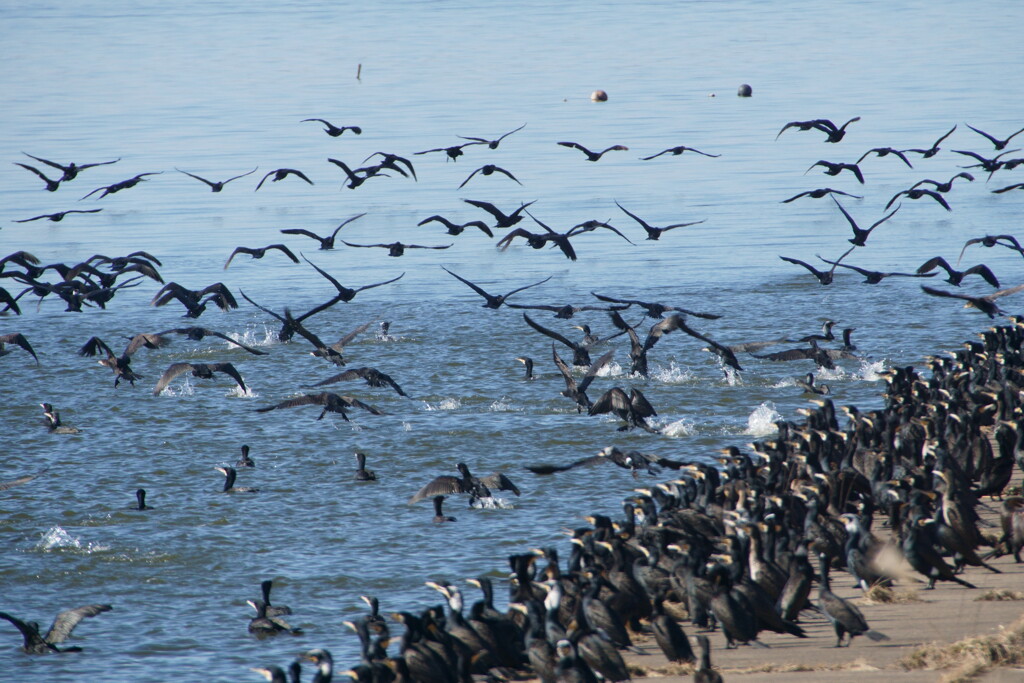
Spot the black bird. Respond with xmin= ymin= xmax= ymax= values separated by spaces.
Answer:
xmin=463 ymin=198 xmax=535 ymax=227
xmin=507 ymin=301 xmax=628 ymax=320
xmin=523 ymin=313 xmax=596 ymax=367
xmin=754 ymin=339 xmax=835 ymax=369
xmin=215 ymin=466 xmax=259 ymax=493
xmin=901 ymin=516 xmax=977 ymax=589
xmin=156 ymin=325 xmax=267 ymax=355
xmin=885 ymin=188 xmax=951 ymax=211
xmin=176 ymin=167 xmax=257 ymax=192
xmin=916 ymin=256 xmax=999 ymax=287
xmin=856 ymin=147 xmax=913 ymax=168
xmin=341 ymin=240 xmax=452 ymax=257
xmin=81 ymin=172 xmax=161 ymax=200
xmin=21 ymin=153 xmax=120 ymax=181
xmin=515 ymin=355 xmax=534 ymax=379
xmin=833 ymin=196 xmax=899 ymax=246
xmin=254 ymin=168 xmax=314 ymax=191
xmin=589 ymin=387 xmax=658 ymax=432
xmin=782 ymin=188 xmax=862 ymax=203
xmin=497 ymin=217 xmax=581 ymax=261
xmin=301 ymin=118 xmax=362 ymax=136
xmin=951 ymin=148 xmax=1019 ymax=174
xmin=259 ymin=580 xmax=292 ymax=618
xmin=362 ymin=151 xmax=417 ymax=180
xmin=641 ymin=145 xmax=720 ymax=160
xmin=247 ymin=600 xmax=300 ymax=636
xmin=414 ymin=141 xmax=482 ymax=161
xmin=958 ymin=234 xmax=1024 ymax=263
xmin=417 ymin=215 xmax=494 ymax=238
xmin=806 ymin=160 xmax=865 ymax=184
xmin=152 ymin=361 xmax=247 ymax=396
xmin=79 ymin=334 xmax=167 ymax=386
xmin=0 ymin=605 xmax=112 ymax=654
xmin=255 ymin=392 xmax=384 ymax=421
xmin=795 ymin=372 xmax=830 ymax=395
xmin=815 ymin=116 xmax=861 ymax=142
xmin=816 ymin=555 xmax=888 ymax=647
xmin=0 ymin=286 xmax=25 ymax=315
xmin=132 ymin=488 xmax=152 ymax=510
xmin=921 ymin=283 xmax=1024 ymax=318
xmin=965 ymin=123 xmax=1024 ymax=150
xmin=14 ymin=209 xmax=103 ymax=223
xmin=281 ymin=214 xmax=366 ymax=250
xmin=694 ymin=635 xmax=723 ymax=683
xmin=910 ymin=172 xmax=974 ymax=193
xmin=354 ymin=452 xmax=377 ymax=481
xmin=551 ymin=344 xmax=613 ymax=411
xmin=442 ymin=267 xmax=551 ymax=309
xmin=779 ymin=246 xmax=854 ymax=284
xmin=614 ymin=200 xmax=705 ymax=240
xmin=556 ymin=141 xmax=629 ymax=161
xmin=309 ymin=366 xmax=407 ymax=397
xmin=0 ymin=332 xmax=39 ymax=364
xmin=327 ymin=157 xmax=383 ymax=189
xmin=284 ymin=311 xmax=374 ymax=365
xmin=41 ymin=403 xmax=80 ymax=434
xmin=432 ymin=495 xmax=456 ymax=522
xmin=903 ymin=125 xmax=956 ymax=158
xmin=224 ymin=244 xmax=299 ymax=269
xmin=408 ymin=462 xmax=520 ymax=505
xmin=816 ymin=257 xmax=936 ymax=284
xmin=301 ymin=254 xmax=405 ymax=302
xmin=14 ymin=163 xmax=62 ymax=191
xmin=151 ymin=281 xmax=238 ymax=317
xmin=237 ymin=444 xmax=255 ymax=468
xmin=458 ymin=123 xmax=526 ymax=149
xmin=591 ymin=292 xmax=719 ymax=319
xmin=458 ymin=164 xmax=521 ymax=188
xmin=776 ymin=119 xmax=838 ymax=140
xmin=993 ymin=182 xmax=1024 ymax=194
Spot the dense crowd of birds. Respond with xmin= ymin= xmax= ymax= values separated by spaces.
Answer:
xmin=3 ymin=113 xmax=1024 ymax=682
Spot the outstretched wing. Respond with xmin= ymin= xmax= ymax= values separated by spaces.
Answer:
xmin=45 ymin=604 xmax=113 ymax=645
xmin=408 ymin=476 xmax=468 ymax=504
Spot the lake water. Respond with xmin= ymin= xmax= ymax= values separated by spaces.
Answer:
xmin=2 ymin=1 xmax=1023 ymax=680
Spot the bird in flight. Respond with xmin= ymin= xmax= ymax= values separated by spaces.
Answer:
xmin=556 ymin=141 xmax=629 ymax=161
xmin=176 ymin=167 xmax=257 ymax=192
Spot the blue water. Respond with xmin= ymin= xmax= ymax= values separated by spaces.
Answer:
xmin=2 ymin=1 xmax=1024 ymax=680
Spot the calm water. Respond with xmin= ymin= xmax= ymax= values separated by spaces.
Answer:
xmin=2 ymin=1 xmax=1023 ymax=680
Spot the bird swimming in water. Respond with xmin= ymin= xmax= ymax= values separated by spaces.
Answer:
xmin=176 ymin=167 xmax=257 ymax=192
xmin=301 ymin=118 xmax=361 ymax=136
xmin=0 ymin=467 xmax=48 ymax=492
xmin=432 ymin=495 xmax=456 ymax=522
xmin=41 ymin=403 xmax=80 ymax=434
xmin=21 ymin=153 xmax=120 ymax=182
xmin=255 ymin=392 xmax=384 ymax=421
xmin=556 ymin=141 xmax=629 ymax=161
xmin=614 ymin=200 xmax=705 ymax=240
xmin=408 ymin=462 xmax=520 ymax=506
xmin=795 ymin=372 xmax=830 ymax=395
xmin=515 ymin=355 xmax=534 ymax=379
xmin=280 ymin=213 xmax=366 ymax=250
xmin=903 ymin=125 xmax=956 ymax=158
xmin=132 ymin=488 xmax=152 ymax=510
xmin=254 ymin=168 xmax=313 ymax=191
xmin=1 ymin=333 xmax=39 ymax=364
xmin=152 ymin=361 xmax=247 ymax=396
xmin=885 ymin=187 xmax=951 ymax=211
xmin=806 ymin=160 xmax=865 ymax=184
xmin=442 ymin=267 xmax=552 ymax=309
xmin=832 ymin=196 xmax=899 ymax=246
xmin=215 ymin=466 xmax=259 ymax=493
xmin=340 ymin=240 xmax=453 ymax=257
xmin=458 ymin=164 xmax=522 ymax=189
xmin=224 ymin=244 xmax=299 ymax=269
xmin=640 ymin=145 xmax=720 ymax=160
xmin=463 ymin=198 xmax=536 ymax=228
xmin=417 ymin=214 xmax=494 ymax=238
xmin=0 ymin=604 xmax=112 ymax=654
xmin=237 ymin=444 xmax=255 ymax=468
xmin=782 ymin=188 xmax=863 ymax=203
xmin=457 ymin=123 xmax=526 ymax=149
xmin=13 ymin=208 xmax=103 ymax=223
xmin=354 ymin=452 xmax=376 ymax=481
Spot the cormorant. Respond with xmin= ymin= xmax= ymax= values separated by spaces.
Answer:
xmin=965 ymin=123 xmax=1024 ymax=150
xmin=641 ymin=145 xmax=720 ymax=160
xmin=817 ymin=555 xmax=889 ymax=646
xmin=254 ymin=168 xmax=314 ymax=191
xmin=911 ymin=172 xmax=974 ymax=193
xmin=556 ymin=141 xmax=629 ymax=161
xmin=781 ymin=188 xmax=862 ymax=203
xmin=152 ymin=361 xmax=247 ymax=396
xmin=807 ymin=160 xmax=865 ymax=183
xmin=341 ymin=240 xmax=452 ymax=257
xmin=20 ymin=152 xmax=120 ymax=181
xmin=409 ymin=462 xmax=520 ymax=505
xmin=921 ymin=283 xmax=1024 ymax=318
xmin=78 ymin=334 xmax=167 ymax=386
xmin=463 ymin=198 xmax=535 ymax=227
xmin=13 ymin=208 xmax=103 ymax=223
xmin=215 ymin=466 xmax=259 ymax=493
xmin=176 ymin=167 xmax=257 ymax=192
xmin=903 ymin=125 xmax=956 ymax=158
xmin=260 ymin=580 xmax=292 ymax=617
xmin=280 ymin=213 xmax=366 ymax=250
xmin=132 ymin=488 xmax=152 ymax=510
xmin=354 ymin=452 xmax=377 ymax=481
xmin=431 ymin=495 xmax=456 ymax=522
xmin=255 ymin=392 xmax=384 ymax=421
xmin=515 ymin=356 xmax=535 ymax=379
xmin=833 ymin=196 xmax=898 ymax=246
xmin=457 ymin=123 xmax=526 ymax=149
xmin=310 ymin=367 xmax=406 ymax=397
xmin=418 ymin=215 xmax=494 ymax=238
xmin=156 ymin=326 xmax=267 ymax=355
xmin=0 ymin=604 xmax=112 ymax=653
xmin=150 ymin=281 xmax=238 ymax=317
xmin=551 ymin=345 xmax=612 ymax=412
xmin=415 ymin=141 xmax=483 ymax=160
xmin=247 ymin=600 xmax=300 ymax=636
xmin=615 ymin=200 xmax=705 ymax=240
xmin=458 ymin=164 xmax=521 ymax=188
xmin=779 ymin=246 xmax=854 ymax=285
xmin=224 ymin=244 xmax=299 ymax=269
xmin=886 ymin=188 xmax=951 ymax=211
xmin=237 ymin=445 xmax=255 ymax=467
xmin=857 ymin=147 xmax=913 ymax=168
xmin=81 ymin=172 xmax=161 ymax=200
xmin=302 ymin=118 xmax=362 ymax=135
xmin=916 ymin=256 xmax=999 ymax=287
xmin=442 ymin=267 xmax=552 ymax=309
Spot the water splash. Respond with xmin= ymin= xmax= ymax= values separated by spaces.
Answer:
xmin=488 ymin=397 xmax=518 ymax=412
xmin=855 ymin=358 xmax=887 ymax=381
xmin=229 ymin=324 xmax=278 ymax=349
xmin=422 ymin=398 xmax=461 ymax=411
xmin=659 ymin=418 xmax=694 ymax=437
xmin=471 ymin=496 xmax=516 ymax=510
xmin=816 ymin=366 xmax=847 ymax=381
xmin=35 ymin=526 xmax=109 ymax=553
xmin=158 ymin=378 xmax=195 ymax=397
xmin=651 ymin=361 xmax=695 ymax=383
xmin=227 ymin=385 xmax=257 ymax=398
xmin=746 ymin=401 xmax=782 ymax=436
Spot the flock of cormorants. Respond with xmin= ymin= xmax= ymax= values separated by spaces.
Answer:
xmin=3 ymin=112 xmax=1024 ymax=682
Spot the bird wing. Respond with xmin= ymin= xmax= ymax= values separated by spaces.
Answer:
xmin=966 ymin=124 xmax=1000 ymax=147
xmin=409 ymin=476 xmax=469 ymax=504
xmin=210 ymin=362 xmax=247 ymax=393
xmin=551 ymin=344 xmax=578 ymax=393
xmin=754 ymin=347 xmax=816 ymax=361
xmin=523 ymin=313 xmax=576 ymax=350
xmin=916 ymin=256 xmax=952 ymax=275
xmin=779 ymin=256 xmax=824 ymax=277
xmin=332 ymin=321 xmax=375 ymax=350
xmin=0 ymin=333 xmax=39 ymax=364
xmin=962 ymin=264 xmax=1000 ymax=287
xmin=458 ymin=167 xmax=483 ymax=188
xmin=287 ymin=169 xmax=314 ymax=185
xmin=176 ymin=168 xmax=215 ymax=187
xmin=0 ymin=611 xmax=49 ymax=651
xmin=462 ymin=199 xmax=508 ymax=222
xmin=479 ymin=473 xmax=521 ymax=496
xmin=255 ymin=393 xmax=330 ymax=413
xmin=589 ymin=387 xmax=630 ymax=416
xmin=557 ymin=141 xmax=591 ymax=155
xmin=0 ymin=467 xmax=48 ymax=491
xmin=224 ymin=167 xmax=259 ymax=184
xmin=153 ymin=362 xmax=196 ymax=395
xmin=491 ymin=166 xmax=521 ymax=183
xmin=442 ymin=267 xmax=493 ymax=301
xmin=643 ymin=314 xmax=684 ymax=352
xmin=240 ymin=291 xmax=285 ymax=323
xmin=629 ymin=388 xmax=658 ymax=417
xmin=308 ymin=369 xmax=361 ymax=386
xmin=78 ymin=336 xmax=116 ymax=360
xmin=577 ymin=350 xmax=614 ymax=393
xmin=45 ymin=604 xmax=113 ymax=644
xmin=254 ymin=171 xmax=275 ymax=191
xmin=502 ymin=275 xmax=553 ymax=299
xmin=496 ymin=227 xmax=539 ymax=251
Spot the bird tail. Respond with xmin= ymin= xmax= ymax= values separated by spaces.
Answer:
xmin=865 ymin=630 xmax=890 ymax=641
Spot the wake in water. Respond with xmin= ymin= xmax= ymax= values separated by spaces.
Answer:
xmin=470 ymin=495 xmax=516 ymax=510
xmin=656 ymin=417 xmax=695 ymax=437
xmin=422 ymin=398 xmax=461 ymax=411
xmin=35 ymin=526 xmax=110 ymax=553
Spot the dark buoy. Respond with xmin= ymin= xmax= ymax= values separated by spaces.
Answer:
xmin=738 ymin=83 xmax=753 ymax=97
xmin=591 ymin=89 xmax=608 ymax=102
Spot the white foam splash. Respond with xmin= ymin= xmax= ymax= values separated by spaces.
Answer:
xmin=816 ymin=366 xmax=847 ymax=381
xmin=35 ymin=526 xmax=109 ymax=553
xmin=488 ymin=397 xmax=517 ymax=412
xmin=229 ymin=324 xmax=277 ymax=349
xmin=227 ymin=385 xmax=257 ymax=398
xmin=471 ymin=496 xmax=516 ymax=510
xmin=595 ymin=361 xmax=620 ymax=378
xmin=159 ymin=378 xmax=195 ymax=397
xmin=402 ymin=422 xmax=412 ymax=431
xmin=651 ymin=362 xmax=695 ymax=383
xmin=746 ymin=401 xmax=782 ymax=436
xmin=723 ymin=366 xmax=742 ymax=386
xmin=855 ymin=358 xmax=887 ymax=381
xmin=422 ymin=398 xmax=461 ymax=411
xmin=658 ymin=418 xmax=694 ymax=437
